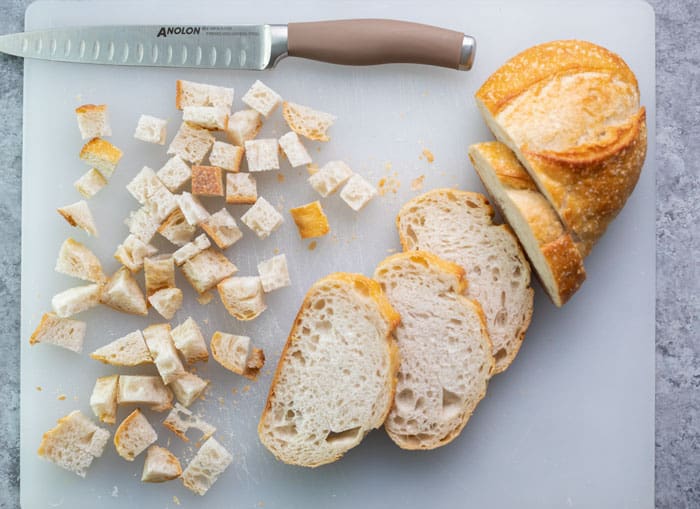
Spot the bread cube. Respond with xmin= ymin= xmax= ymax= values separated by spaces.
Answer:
xmin=148 ymin=288 xmax=183 ymax=320
xmin=100 ymin=266 xmax=148 ymax=316
xmin=176 ymin=80 xmax=234 ymax=110
xmin=257 ymin=254 xmax=291 ymax=292
xmin=125 ymin=206 xmax=160 ymax=244
xmin=340 ymin=174 xmax=377 ymax=211
xmin=55 ymin=238 xmax=105 ymax=283
xmin=200 ymin=208 xmax=242 ymax=249
xmin=89 ymin=374 xmax=119 ymax=424
xmin=90 ymin=330 xmax=152 ymax=366
xmin=244 ymin=139 xmax=279 ymax=172
xmin=134 ymin=114 xmax=168 ymax=144
xmin=143 ymin=324 xmax=186 ymax=385
xmin=241 ymin=197 xmax=283 ymax=239
xmin=51 ymin=283 xmax=102 ymax=318
xmin=209 ymin=141 xmax=243 ymax=172
xmin=167 ymin=122 xmax=215 ymax=164
xmin=170 ymin=372 xmax=209 ymax=407
xmin=175 ymin=192 xmax=210 ymax=226
xmin=183 ymin=106 xmax=228 ymax=130
xmin=225 ymin=109 xmax=262 ymax=146
xmin=29 ymin=312 xmax=86 ymax=353
xmin=114 ymin=234 xmax=158 ymax=273
xmin=282 ymin=101 xmax=336 ymax=142
xmin=171 ymin=317 xmax=209 ymax=364
xmin=217 ymin=276 xmax=267 ymax=320
xmin=117 ymin=375 xmax=173 ymax=412
xmin=157 ymin=155 xmax=191 ymax=192
xmin=164 ymin=403 xmax=216 ymax=444
xmin=127 ymin=167 xmax=178 ymax=222
xmin=210 ymin=332 xmax=265 ymax=379
xmin=57 ymin=200 xmax=98 ymax=236
xmin=157 ymin=208 xmax=195 ymax=246
xmin=241 ymin=80 xmax=282 ymax=117
xmin=142 ymin=445 xmax=182 ymax=483
xmin=196 ymin=291 xmax=214 ymax=305
xmin=225 ymin=172 xmax=257 ymax=204
xmin=144 ymin=255 xmax=175 ymax=297
xmin=191 ymin=165 xmax=224 ymax=197
xmin=289 ymin=201 xmax=330 ymax=239
xmin=308 ymin=160 xmax=353 ymax=197
xmin=181 ymin=437 xmax=232 ymax=496
xmin=181 ymin=248 xmax=238 ymax=294
xmin=79 ymin=138 xmax=122 ymax=178
xmin=173 ymin=233 xmax=210 ymax=266
xmin=74 ymin=168 xmax=107 ymax=199
xmin=279 ymin=131 xmax=312 ymax=167
xmin=75 ymin=104 xmax=111 ymax=139
xmin=114 ymin=409 xmax=158 ymax=461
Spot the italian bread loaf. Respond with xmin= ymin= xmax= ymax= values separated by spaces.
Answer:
xmin=470 ymin=142 xmax=586 ymax=306
xmin=475 ymin=40 xmax=647 ymax=257
xmin=258 ymin=273 xmax=400 ymax=467
xmin=374 ymin=252 xmax=493 ymax=449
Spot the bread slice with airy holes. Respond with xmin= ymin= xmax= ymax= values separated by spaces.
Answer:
xmin=469 ymin=142 xmax=587 ymax=306
xmin=396 ymin=189 xmax=533 ymax=374
xmin=374 ymin=251 xmax=494 ymax=449
xmin=258 ymin=273 xmax=400 ymax=467
xmin=141 ymin=445 xmax=182 ymax=482
xmin=114 ymin=409 xmax=158 ymax=461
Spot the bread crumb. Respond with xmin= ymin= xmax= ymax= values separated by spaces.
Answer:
xmin=308 ymin=241 xmax=317 ymax=251
xmin=243 ymin=385 xmax=251 ymax=393
xmin=307 ymin=163 xmax=319 ymax=175
xmin=36 ymin=386 xmax=42 ymax=391
xmin=273 ymin=248 xmax=280 ymax=255
xmin=218 ymin=397 xmax=225 ymax=406
xmin=277 ymin=174 xmax=285 ymax=183
xmin=173 ymin=495 xmax=181 ymax=505
xmin=57 ymin=394 xmax=66 ymax=401
xmin=422 ymin=148 xmax=434 ymax=163
xmin=257 ymin=502 xmax=265 ymax=507
xmin=231 ymin=387 xmax=238 ymax=395
xmin=111 ymin=486 xmax=118 ymax=498
xmin=411 ymin=175 xmax=425 ymax=191
xmin=316 ymin=147 xmax=321 ymax=153
xmin=378 ymin=175 xmax=401 ymax=196
xmin=384 ymin=162 xmax=392 ymax=172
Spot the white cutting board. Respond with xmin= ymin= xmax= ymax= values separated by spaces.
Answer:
xmin=19 ymin=1 xmax=656 ymax=507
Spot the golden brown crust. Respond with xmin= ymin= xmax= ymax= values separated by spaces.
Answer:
xmin=79 ymin=137 xmax=122 ymax=164
xmin=376 ymin=251 xmax=468 ymax=295
xmin=175 ymin=80 xmax=185 ymax=110
xmin=191 ymin=165 xmax=224 ymax=197
xmin=75 ymin=104 xmax=107 ymax=114
xmin=289 ymin=201 xmax=330 ymax=239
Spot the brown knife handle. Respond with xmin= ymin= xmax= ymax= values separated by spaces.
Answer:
xmin=287 ymin=19 xmax=475 ymax=70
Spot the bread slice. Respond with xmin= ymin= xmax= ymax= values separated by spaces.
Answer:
xmin=470 ymin=142 xmax=587 ymax=306
xmin=57 ymin=200 xmax=98 ymax=236
xmin=117 ymin=375 xmax=173 ymax=412
xmin=163 ymin=403 xmax=216 ymax=443
xmin=74 ymin=168 xmax=107 ymax=199
xmin=100 ymin=267 xmax=148 ymax=316
xmin=374 ymin=251 xmax=494 ymax=449
xmin=141 ymin=445 xmax=182 ymax=482
xmin=89 ymin=374 xmax=119 ymax=424
xmin=90 ymin=330 xmax=152 ymax=366
xmin=149 ymin=288 xmax=183 ymax=320
xmin=181 ymin=437 xmax=233 ymax=496
xmin=282 ymin=101 xmax=336 ymax=141
xmin=289 ymin=201 xmax=330 ymax=239
xmin=143 ymin=324 xmax=186 ymax=385
xmin=181 ymin=248 xmax=238 ymax=294
xmin=55 ymin=238 xmax=105 ymax=283
xmin=79 ymin=137 xmax=122 ymax=178
xmin=171 ymin=317 xmax=209 ymax=364
xmin=396 ymin=189 xmax=533 ymax=374
xmin=170 ymin=372 xmax=209 ymax=407
xmin=29 ymin=313 xmax=86 ymax=353
xmin=51 ymin=283 xmax=102 ymax=318
xmin=37 ymin=410 xmax=110 ymax=477
xmin=210 ymin=332 xmax=265 ymax=380
xmin=258 ymin=273 xmax=400 ymax=467
xmin=114 ymin=409 xmax=158 ymax=461
xmin=75 ymin=104 xmax=111 ymax=139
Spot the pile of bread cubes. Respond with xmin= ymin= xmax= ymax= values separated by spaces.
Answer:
xmin=28 ymin=79 xmax=378 ymax=495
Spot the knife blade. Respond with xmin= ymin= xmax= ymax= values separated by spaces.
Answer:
xmin=0 ymin=20 xmax=476 ymax=71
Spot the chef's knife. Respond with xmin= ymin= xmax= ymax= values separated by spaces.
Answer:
xmin=0 ymin=19 xmax=476 ymax=70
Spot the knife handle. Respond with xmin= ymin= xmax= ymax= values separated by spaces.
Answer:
xmin=286 ymin=19 xmax=475 ymax=71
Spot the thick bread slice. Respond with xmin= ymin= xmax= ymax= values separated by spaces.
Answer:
xmin=474 ymin=40 xmax=647 ymax=257
xmin=29 ymin=313 xmax=86 ymax=353
xmin=181 ymin=437 xmax=233 ymax=496
xmin=141 ymin=445 xmax=182 ymax=482
xmin=258 ymin=273 xmax=400 ymax=467
xmin=90 ymin=330 xmax=152 ymax=366
xmin=374 ymin=251 xmax=494 ymax=450
xmin=396 ymin=189 xmax=533 ymax=374
xmin=470 ymin=142 xmax=587 ymax=306
xmin=114 ymin=409 xmax=158 ymax=461
xmin=37 ymin=410 xmax=110 ymax=477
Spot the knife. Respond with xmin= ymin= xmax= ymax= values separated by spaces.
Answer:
xmin=0 ymin=19 xmax=476 ymax=71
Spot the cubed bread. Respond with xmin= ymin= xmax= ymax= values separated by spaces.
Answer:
xmin=173 ymin=233 xmax=211 ymax=266
xmin=55 ymin=238 xmax=105 ymax=283
xmin=51 ymin=283 xmax=102 ymax=317
xmin=89 ymin=374 xmax=119 ymax=424
xmin=181 ymin=248 xmax=238 ymax=294
xmin=100 ymin=266 xmax=148 ymax=316
xmin=143 ymin=184 xmax=178 ymax=224
xmin=79 ymin=138 xmax=122 ymax=178
xmin=279 ymin=131 xmax=312 ymax=167
xmin=114 ymin=234 xmax=158 ymax=273
xmin=144 ymin=255 xmax=175 ymax=297
xmin=183 ymin=106 xmax=228 ymax=130
xmin=225 ymin=172 xmax=257 ymax=204
xmin=163 ymin=403 xmax=216 ymax=443
xmin=158 ymin=208 xmax=196 ymax=246
xmin=170 ymin=372 xmax=209 ymax=407
xmin=257 ymin=254 xmax=291 ymax=292
xmin=74 ymin=168 xmax=107 ymax=199
xmin=75 ymin=104 xmax=111 ymax=139
xmin=282 ymin=101 xmax=336 ymax=142
xmin=191 ymin=165 xmax=224 ymax=197
xmin=209 ymin=141 xmax=244 ymax=172
xmin=29 ymin=312 xmax=86 ymax=353
xmin=181 ymin=437 xmax=232 ymax=496
xmin=196 ymin=291 xmax=214 ymax=305
xmin=289 ymin=201 xmax=330 ymax=238
xmin=134 ymin=114 xmax=168 ymax=144
xmin=175 ymin=192 xmax=210 ymax=226
xmin=125 ymin=206 xmax=161 ymax=244
xmin=167 ymin=122 xmax=215 ymax=165
xmin=225 ymin=109 xmax=262 ymax=146
xmin=176 ymin=80 xmax=234 ymax=110
xmin=171 ymin=317 xmax=209 ymax=364
xmin=210 ymin=332 xmax=265 ymax=379
xmin=200 ymin=208 xmax=242 ymax=249
xmin=157 ymin=155 xmax=191 ymax=192
xmin=57 ymin=200 xmax=98 ymax=236
xmin=244 ymin=139 xmax=279 ymax=172
xmin=126 ymin=166 xmax=163 ymax=205
xmin=141 ymin=445 xmax=182 ymax=482
xmin=240 ymin=197 xmax=283 ymax=239
xmin=90 ymin=330 xmax=153 ymax=366
xmin=241 ymin=80 xmax=282 ymax=117
xmin=217 ymin=276 xmax=267 ymax=321
xmin=143 ymin=324 xmax=186 ymax=385
xmin=308 ymin=160 xmax=353 ymax=197
xmin=149 ymin=288 xmax=183 ymax=320
xmin=114 ymin=409 xmax=158 ymax=461
xmin=37 ymin=410 xmax=110 ymax=477
xmin=117 ymin=375 xmax=173 ymax=412
xmin=340 ymin=174 xmax=377 ymax=211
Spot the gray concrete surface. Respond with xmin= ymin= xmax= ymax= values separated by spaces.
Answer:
xmin=0 ymin=1 xmax=697 ymax=508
